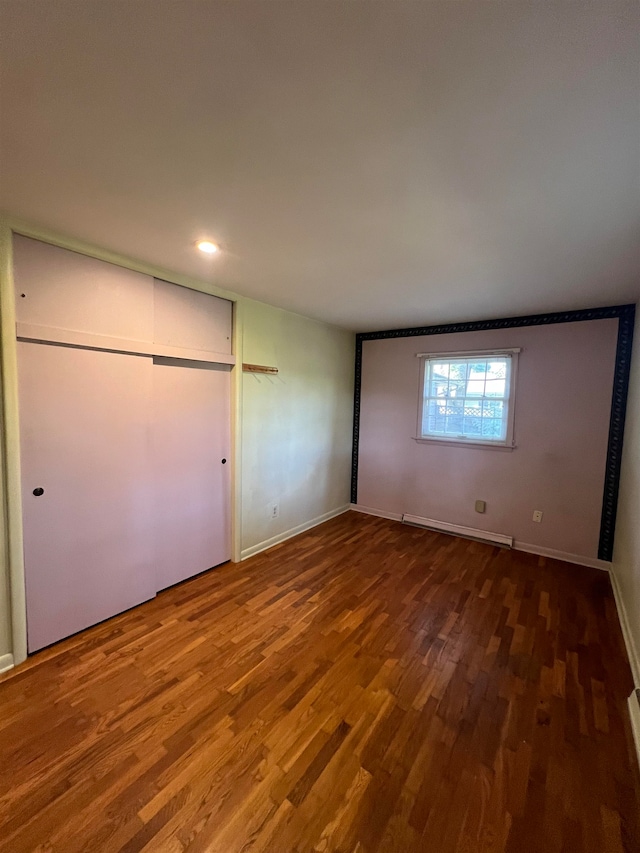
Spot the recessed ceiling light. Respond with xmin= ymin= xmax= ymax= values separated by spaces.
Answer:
xmin=196 ymin=240 xmax=219 ymax=255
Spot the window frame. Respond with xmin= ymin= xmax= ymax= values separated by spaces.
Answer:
xmin=415 ymin=348 xmax=520 ymax=449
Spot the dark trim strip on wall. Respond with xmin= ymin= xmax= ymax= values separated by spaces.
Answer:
xmin=598 ymin=307 xmax=636 ymax=560
xmin=350 ymin=334 xmax=363 ymax=505
xmin=351 ymin=303 xmax=636 ymax=562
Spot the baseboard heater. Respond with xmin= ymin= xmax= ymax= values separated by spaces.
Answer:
xmin=402 ymin=514 xmax=513 ymax=548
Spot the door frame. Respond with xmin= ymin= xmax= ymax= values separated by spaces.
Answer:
xmin=0 ymin=216 xmax=246 ymax=668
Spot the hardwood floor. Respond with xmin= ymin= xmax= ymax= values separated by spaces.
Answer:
xmin=1 ymin=511 xmax=639 ymax=852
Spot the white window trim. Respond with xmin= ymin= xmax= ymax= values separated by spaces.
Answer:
xmin=415 ymin=349 xmax=520 ymax=449
xmin=415 ymin=347 xmax=522 ymax=358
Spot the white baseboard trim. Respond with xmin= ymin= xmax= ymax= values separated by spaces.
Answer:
xmin=0 ymin=653 xmax=15 ymax=674
xmin=609 ymin=568 xmax=640 ymax=688
xmin=350 ymin=503 xmax=403 ymax=522
xmin=628 ymin=690 xmax=640 ymax=770
xmin=514 ymin=541 xmax=612 ymax=572
xmin=402 ymin=514 xmax=513 ymax=548
xmin=241 ymin=505 xmax=351 ymax=561
xmin=349 ymin=507 xmax=612 ymax=572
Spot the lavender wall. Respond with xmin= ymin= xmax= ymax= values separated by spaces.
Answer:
xmin=357 ymin=319 xmax=619 ymax=560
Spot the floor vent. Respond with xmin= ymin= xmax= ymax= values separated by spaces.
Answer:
xmin=402 ymin=514 xmax=513 ymax=548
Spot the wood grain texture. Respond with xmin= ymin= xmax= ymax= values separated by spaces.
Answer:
xmin=1 ymin=511 xmax=638 ymax=852
xmin=242 ymin=363 xmax=279 ymax=374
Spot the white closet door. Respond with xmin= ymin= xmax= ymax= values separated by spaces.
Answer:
xmin=152 ymin=358 xmax=231 ymax=591
xmin=153 ymin=278 xmax=232 ymax=355
xmin=14 ymin=235 xmax=154 ymax=340
xmin=18 ymin=342 xmax=156 ymax=652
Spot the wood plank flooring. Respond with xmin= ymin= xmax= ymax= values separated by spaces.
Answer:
xmin=1 ymin=511 xmax=639 ymax=852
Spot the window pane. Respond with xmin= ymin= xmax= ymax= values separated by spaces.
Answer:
xmin=430 ymin=376 xmax=449 ymax=397
xmin=482 ymin=418 xmax=504 ymax=438
xmin=431 ymin=363 xmax=450 ymax=378
xmin=467 ymin=361 xmax=487 ymax=396
xmin=448 ymin=362 xmax=467 ymax=382
xmin=444 ymin=399 xmax=464 ymax=434
xmin=484 ymin=379 xmax=506 ymax=398
xmin=468 ymin=361 xmax=487 ymax=379
xmin=425 ymin=399 xmax=444 ymax=433
xmin=463 ymin=402 xmax=482 ymax=417
xmin=482 ymin=399 xmax=504 ymax=418
xmin=487 ymin=360 xmax=507 ymax=379
xmin=465 ymin=377 xmax=485 ymax=397
xmin=421 ymin=354 xmax=513 ymax=443
xmin=447 ymin=379 xmax=466 ymax=398
xmin=464 ymin=397 xmax=483 ymax=436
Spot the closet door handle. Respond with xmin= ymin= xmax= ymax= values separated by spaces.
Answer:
xmin=33 ymin=487 xmax=44 ymax=497
xmin=221 ymin=458 xmax=227 ymax=464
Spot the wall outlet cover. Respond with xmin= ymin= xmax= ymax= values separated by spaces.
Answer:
xmin=475 ymin=500 xmax=486 ymax=513
xmin=532 ymin=510 xmax=543 ymax=523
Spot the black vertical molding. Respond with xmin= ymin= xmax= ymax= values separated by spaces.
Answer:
xmin=350 ymin=304 xmax=636 ymax=562
xmin=350 ymin=335 xmax=362 ymax=504
xmin=598 ymin=304 xmax=635 ymax=561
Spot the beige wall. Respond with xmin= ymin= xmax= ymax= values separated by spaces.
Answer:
xmin=613 ymin=317 xmax=640 ymax=686
xmin=240 ymin=299 xmax=354 ymax=557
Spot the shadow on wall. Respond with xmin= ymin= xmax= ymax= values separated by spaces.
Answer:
xmin=240 ymin=305 xmax=355 ymax=553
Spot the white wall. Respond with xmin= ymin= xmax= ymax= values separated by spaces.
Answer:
xmin=0 ymin=511 xmax=11 ymax=665
xmin=613 ymin=319 xmax=640 ymax=686
xmin=240 ymin=299 xmax=354 ymax=557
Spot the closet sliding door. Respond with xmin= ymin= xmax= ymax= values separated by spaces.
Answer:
xmin=152 ymin=358 xmax=231 ymax=591
xmin=18 ymin=343 xmax=156 ymax=652
xmin=150 ymin=278 xmax=233 ymax=590
xmin=14 ymin=236 xmax=234 ymax=653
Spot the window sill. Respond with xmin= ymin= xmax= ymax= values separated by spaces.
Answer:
xmin=412 ymin=436 xmax=516 ymax=451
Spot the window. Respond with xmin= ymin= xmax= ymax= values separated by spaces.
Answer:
xmin=417 ymin=349 xmax=519 ymax=447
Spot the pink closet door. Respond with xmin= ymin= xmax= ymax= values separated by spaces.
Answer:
xmin=151 ymin=358 xmax=231 ymax=591
xmin=18 ymin=342 xmax=156 ymax=652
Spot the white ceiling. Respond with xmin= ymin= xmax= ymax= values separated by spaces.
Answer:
xmin=1 ymin=2 xmax=638 ymax=331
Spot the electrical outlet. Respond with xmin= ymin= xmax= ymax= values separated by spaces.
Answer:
xmin=475 ymin=500 xmax=486 ymax=513
xmin=271 ymin=503 xmax=279 ymax=519
xmin=532 ymin=510 xmax=543 ymax=523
